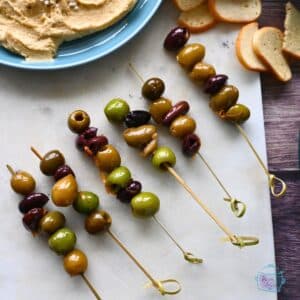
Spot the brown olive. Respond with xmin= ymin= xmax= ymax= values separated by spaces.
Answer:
xmin=64 ymin=249 xmax=88 ymax=276
xmin=142 ymin=78 xmax=165 ymax=101
xmin=177 ymin=43 xmax=206 ymax=70
xmin=149 ymin=97 xmax=173 ymax=124
xmin=9 ymin=169 xmax=36 ymax=195
xmin=222 ymin=104 xmax=251 ymax=123
xmin=170 ymin=116 xmax=196 ymax=138
xmin=85 ymin=210 xmax=112 ymax=234
xmin=123 ymin=125 xmax=157 ymax=148
xmin=40 ymin=150 xmax=65 ymax=176
xmin=182 ymin=133 xmax=201 ymax=157
xmin=68 ymin=110 xmax=90 ymax=134
xmin=95 ymin=145 xmax=121 ymax=173
xmin=189 ymin=62 xmax=216 ymax=83
xmin=209 ymin=85 xmax=239 ymax=113
xmin=162 ymin=101 xmax=190 ymax=126
xmin=39 ymin=211 xmax=66 ymax=234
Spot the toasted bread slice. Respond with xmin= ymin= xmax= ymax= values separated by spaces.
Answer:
xmin=173 ymin=0 xmax=206 ymax=12
xmin=283 ymin=2 xmax=300 ymax=59
xmin=236 ymin=22 xmax=268 ymax=72
xmin=253 ymin=27 xmax=292 ymax=82
xmin=178 ymin=3 xmax=216 ymax=33
xmin=208 ymin=0 xmax=261 ymax=23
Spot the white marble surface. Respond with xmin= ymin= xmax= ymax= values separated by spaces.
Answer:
xmin=0 ymin=2 xmax=276 ymax=300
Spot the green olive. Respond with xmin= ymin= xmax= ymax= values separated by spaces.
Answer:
xmin=39 ymin=211 xmax=66 ymax=234
xmin=85 ymin=210 xmax=112 ymax=234
xmin=142 ymin=78 xmax=165 ymax=101
xmin=40 ymin=150 xmax=65 ymax=176
xmin=68 ymin=110 xmax=90 ymax=134
xmin=149 ymin=98 xmax=173 ymax=124
xmin=95 ymin=144 xmax=121 ymax=173
xmin=189 ymin=62 xmax=216 ymax=83
xmin=209 ymin=85 xmax=239 ymax=113
xmin=222 ymin=104 xmax=251 ymax=123
xmin=170 ymin=116 xmax=196 ymax=138
xmin=48 ymin=227 xmax=76 ymax=255
xmin=152 ymin=146 xmax=176 ymax=169
xmin=64 ymin=249 xmax=88 ymax=276
xmin=123 ymin=125 xmax=157 ymax=148
xmin=107 ymin=166 xmax=131 ymax=191
xmin=104 ymin=98 xmax=130 ymax=123
xmin=177 ymin=43 xmax=206 ymax=70
xmin=73 ymin=191 xmax=99 ymax=214
xmin=131 ymin=192 xmax=160 ymax=218
xmin=10 ymin=169 xmax=36 ymax=195
xmin=51 ymin=174 xmax=78 ymax=207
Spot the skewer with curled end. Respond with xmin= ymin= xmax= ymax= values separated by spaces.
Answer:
xmin=161 ymin=27 xmax=287 ymax=199
xmin=6 ymin=164 xmax=102 ymax=300
xmin=129 ymin=63 xmax=247 ymax=218
xmin=67 ymin=110 xmax=259 ymax=249
xmin=30 ymin=147 xmax=181 ymax=296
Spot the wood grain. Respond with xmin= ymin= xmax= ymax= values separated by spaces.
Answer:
xmin=259 ymin=1 xmax=300 ymax=299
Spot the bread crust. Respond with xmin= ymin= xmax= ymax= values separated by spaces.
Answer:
xmin=253 ymin=27 xmax=292 ymax=82
xmin=236 ymin=22 xmax=268 ymax=72
xmin=208 ymin=0 xmax=261 ymax=24
xmin=173 ymin=0 xmax=205 ymax=12
xmin=178 ymin=4 xmax=216 ymax=33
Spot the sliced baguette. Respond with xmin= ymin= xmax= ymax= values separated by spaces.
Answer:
xmin=236 ymin=22 xmax=268 ymax=72
xmin=283 ymin=2 xmax=300 ymax=59
xmin=208 ymin=0 xmax=261 ymax=23
xmin=253 ymin=27 xmax=292 ymax=82
xmin=178 ymin=2 xmax=216 ymax=33
xmin=173 ymin=0 xmax=206 ymax=12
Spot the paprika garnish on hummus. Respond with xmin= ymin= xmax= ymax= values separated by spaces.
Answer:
xmin=0 ymin=0 xmax=137 ymax=61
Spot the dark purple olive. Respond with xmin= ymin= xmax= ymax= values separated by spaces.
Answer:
xmin=87 ymin=135 xmax=109 ymax=155
xmin=182 ymin=133 xmax=201 ymax=157
xmin=76 ymin=134 xmax=88 ymax=151
xmin=54 ymin=165 xmax=75 ymax=181
xmin=142 ymin=78 xmax=165 ymax=101
xmin=124 ymin=111 xmax=151 ymax=128
xmin=204 ymin=74 xmax=228 ymax=94
xmin=82 ymin=127 xmax=98 ymax=139
xmin=117 ymin=180 xmax=142 ymax=203
xmin=162 ymin=101 xmax=190 ymax=126
xmin=23 ymin=208 xmax=47 ymax=233
xmin=19 ymin=193 xmax=49 ymax=214
xmin=164 ymin=27 xmax=190 ymax=51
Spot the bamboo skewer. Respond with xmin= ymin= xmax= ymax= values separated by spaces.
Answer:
xmin=107 ymin=229 xmax=181 ymax=295
xmin=164 ymin=165 xmax=259 ymax=247
xmin=7 ymin=165 xmax=102 ymax=300
xmin=30 ymin=148 xmax=181 ymax=296
xmin=197 ymin=153 xmax=246 ymax=217
xmin=235 ymin=124 xmax=287 ymax=198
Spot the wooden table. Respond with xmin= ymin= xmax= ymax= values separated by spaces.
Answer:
xmin=260 ymin=1 xmax=300 ymax=298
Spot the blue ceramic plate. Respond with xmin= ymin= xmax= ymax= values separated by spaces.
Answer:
xmin=0 ymin=0 xmax=162 ymax=70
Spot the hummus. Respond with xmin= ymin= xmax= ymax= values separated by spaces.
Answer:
xmin=0 ymin=0 xmax=137 ymax=60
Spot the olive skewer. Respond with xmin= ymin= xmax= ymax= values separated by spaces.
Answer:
xmin=69 ymin=110 xmax=258 ymax=248
xmin=65 ymin=116 xmax=202 ymax=264
xmin=6 ymin=165 xmax=102 ymax=300
xmin=30 ymin=147 xmax=181 ymax=296
xmin=102 ymin=103 xmax=259 ymax=248
xmin=163 ymin=27 xmax=286 ymax=198
xmin=128 ymin=63 xmax=247 ymax=218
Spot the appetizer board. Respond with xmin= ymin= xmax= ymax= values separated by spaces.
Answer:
xmin=0 ymin=2 xmax=276 ymax=300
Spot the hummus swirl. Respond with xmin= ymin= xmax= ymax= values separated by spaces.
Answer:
xmin=0 ymin=0 xmax=137 ymax=60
